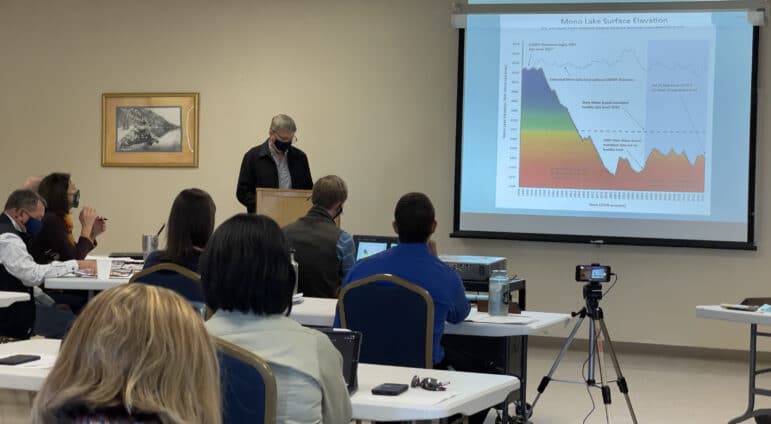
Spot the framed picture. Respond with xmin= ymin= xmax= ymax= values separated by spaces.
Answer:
xmin=102 ymin=92 xmax=199 ymax=167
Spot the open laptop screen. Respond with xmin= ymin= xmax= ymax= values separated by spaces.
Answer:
xmin=355 ymin=241 xmax=389 ymax=261
xmin=318 ymin=328 xmax=362 ymax=393
xmin=353 ymin=235 xmax=399 ymax=261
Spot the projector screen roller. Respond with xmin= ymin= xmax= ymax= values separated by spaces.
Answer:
xmin=454 ymin=11 xmax=758 ymax=249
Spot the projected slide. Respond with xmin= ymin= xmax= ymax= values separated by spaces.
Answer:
xmin=458 ymin=11 xmax=756 ymax=246
xmin=493 ymin=14 xmax=714 ymax=215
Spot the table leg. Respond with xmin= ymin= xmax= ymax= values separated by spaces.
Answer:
xmin=500 ymin=335 xmax=529 ymax=423
xmin=519 ymin=335 xmax=529 ymax=422
xmin=728 ymin=324 xmax=757 ymax=424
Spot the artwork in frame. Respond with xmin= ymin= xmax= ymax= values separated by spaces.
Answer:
xmin=102 ymin=92 xmax=199 ymax=167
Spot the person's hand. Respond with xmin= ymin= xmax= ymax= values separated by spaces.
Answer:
xmin=78 ymin=207 xmax=98 ymax=238
xmin=427 ymin=239 xmax=438 ymax=257
xmin=77 ymin=260 xmax=96 ymax=274
xmin=91 ymin=217 xmax=107 ymax=239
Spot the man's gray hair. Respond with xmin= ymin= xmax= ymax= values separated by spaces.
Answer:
xmin=270 ymin=114 xmax=297 ymax=133
xmin=4 ymin=189 xmax=44 ymax=211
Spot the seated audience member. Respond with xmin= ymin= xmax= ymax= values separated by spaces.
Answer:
xmin=336 ymin=192 xmax=490 ymax=422
xmin=0 ymin=190 xmax=94 ymax=339
xmin=143 ymin=188 xmax=216 ymax=272
xmin=337 ymin=192 xmax=471 ymax=366
xmin=31 ymin=284 xmax=221 ymax=424
xmin=283 ymin=175 xmax=354 ymax=298
xmin=203 ymin=214 xmax=352 ymax=424
xmin=29 ymin=172 xmax=107 ymax=262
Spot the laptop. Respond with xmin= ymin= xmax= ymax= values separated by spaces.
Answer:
xmin=318 ymin=328 xmax=362 ymax=394
xmin=353 ymin=235 xmax=398 ymax=261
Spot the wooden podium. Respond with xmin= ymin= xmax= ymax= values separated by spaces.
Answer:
xmin=255 ymin=188 xmax=340 ymax=228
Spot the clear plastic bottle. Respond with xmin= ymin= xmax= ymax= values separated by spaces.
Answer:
xmin=488 ymin=269 xmax=509 ymax=316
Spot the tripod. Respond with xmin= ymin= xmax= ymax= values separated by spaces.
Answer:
xmin=529 ymin=282 xmax=638 ymax=423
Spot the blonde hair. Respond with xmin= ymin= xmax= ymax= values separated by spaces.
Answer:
xmin=31 ymin=284 xmax=221 ymax=424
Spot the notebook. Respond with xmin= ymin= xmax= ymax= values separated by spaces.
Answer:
xmin=318 ymin=328 xmax=362 ymax=394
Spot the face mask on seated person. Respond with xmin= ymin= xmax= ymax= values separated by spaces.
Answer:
xmin=24 ymin=217 xmax=43 ymax=237
xmin=70 ymin=190 xmax=80 ymax=209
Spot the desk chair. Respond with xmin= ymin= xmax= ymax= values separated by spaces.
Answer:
xmin=338 ymin=273 xmax=435 ymax=369
xmin=129 ymin=263 xmax=205 ymax=303
xmin=215 ymin=337 xmax=277 ymax=424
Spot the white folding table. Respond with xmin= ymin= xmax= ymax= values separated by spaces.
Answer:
xmin=353 ymin=363 xmax=518 ymax=421
xmin=0 ymin=291 xmax=30 ymax=308
xmin=697 ymin=305 xmax=771 ymax=423
xmin=0 ymin=338 xmax=58 ymax=391
xmin=290 ymin=296 xmax=570 ymax=420
xmin=0 ymin=339 xmax=518 ymax=421
xmin=44 ymin=276 xmax=129 ymax=298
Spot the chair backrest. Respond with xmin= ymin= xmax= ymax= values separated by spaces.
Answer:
xmin=338 ymin=273 xmax=434 ymax=369
xmin=129 ymin=263 xmax=205 ymax=303
xmin=215 ymin=337 xmax=277 ymax=424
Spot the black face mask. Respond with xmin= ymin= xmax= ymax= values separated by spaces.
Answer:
xmin=333 ymin=206 xmax=343 ymax=220
xmin=71 ymin=190 xmax=81 ymax=209
xmin=274 ymin=139 xmax=292 ymax=152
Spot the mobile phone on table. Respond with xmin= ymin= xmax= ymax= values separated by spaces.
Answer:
xmin=371 ymin=383 xmax=409 ymax=396
xmin=0 ymin=354 xmax=41 ymax=365
xmin=721 ymin=303 xmax=759 ymax=312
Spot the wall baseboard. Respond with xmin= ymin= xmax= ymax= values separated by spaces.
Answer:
xmin=528 ymin=335 xmax=767 ymax=362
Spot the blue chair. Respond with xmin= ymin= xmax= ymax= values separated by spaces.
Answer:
xmin=215 ymin=337 xmax=277 ymax=424
xmin=129 ymin=263 xmax=205 ymax=303
xmin=338 ymin=273 xmax=435 ymax=369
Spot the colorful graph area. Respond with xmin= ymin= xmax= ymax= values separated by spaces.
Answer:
xmin=519 ymin=68 xmax=705 ymax=192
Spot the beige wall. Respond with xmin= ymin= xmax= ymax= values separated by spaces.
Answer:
xmin=0 ymin=0 xmax=768 ymax=350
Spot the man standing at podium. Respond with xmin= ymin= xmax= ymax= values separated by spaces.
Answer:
xmin=236 ymin=114 xmax=313 ymax=213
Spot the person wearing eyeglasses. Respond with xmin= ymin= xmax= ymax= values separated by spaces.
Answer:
xmin=236 ymin=114 xmax=313 ymax=213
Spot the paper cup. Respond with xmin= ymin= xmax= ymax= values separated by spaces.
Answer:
xmin=96 ymin=258 xmax=112 ymax=280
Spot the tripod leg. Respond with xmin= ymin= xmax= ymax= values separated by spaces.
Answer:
xmin=587 ymin=315 xmax=597 ymax=385
xmin=593 ymin=320 xmax=612 ymax=423
xmin=530 ymin=315 xmax=585 ymax=412
xmin=597 ymin=316 xmax=639 ymax=424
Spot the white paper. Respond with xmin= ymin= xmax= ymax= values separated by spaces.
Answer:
xmin=465 ymin=311 xmax=535 ymax=325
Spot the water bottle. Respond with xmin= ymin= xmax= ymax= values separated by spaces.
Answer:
xmin=488 ymin=269 xmax=509 ymax=316
xmin=290 ymin=249 xmax=299 ymax=295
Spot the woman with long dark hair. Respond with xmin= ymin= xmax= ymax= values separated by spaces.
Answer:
xmin=143 ymin=188 xmax=216 ymax=272
xmin=202 ymin=214 xmax=352 ymax=424
xmin=29 ymin=172 xmax=106 ymax=263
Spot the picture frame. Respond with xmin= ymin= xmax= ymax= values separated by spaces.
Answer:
xmin=101 ymin=92 xmax=199 ymax=167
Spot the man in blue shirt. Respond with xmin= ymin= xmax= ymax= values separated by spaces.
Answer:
xmin=339 ymin=192 xmax=471 ymax=366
